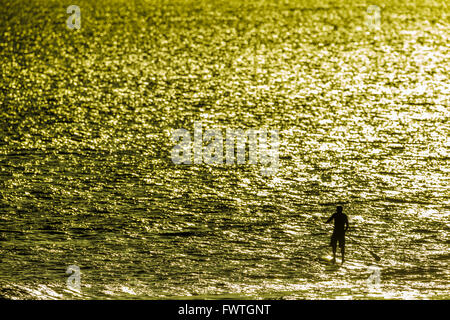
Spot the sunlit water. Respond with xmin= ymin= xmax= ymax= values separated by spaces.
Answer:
xmin=0 ymin=0 xmax=449 ymax=299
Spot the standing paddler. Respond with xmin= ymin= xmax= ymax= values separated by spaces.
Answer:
xmin=325 ymin=206 xmax=349 ymax=264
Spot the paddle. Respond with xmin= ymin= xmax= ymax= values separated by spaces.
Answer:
xmin=347 ymin=234 xmax=381 ymax=262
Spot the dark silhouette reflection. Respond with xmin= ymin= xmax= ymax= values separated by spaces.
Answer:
xmin=325 ymin=206 xmax=349 ymax=264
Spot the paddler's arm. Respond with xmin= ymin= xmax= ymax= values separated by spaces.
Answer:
xmin=325 ymin=213 xmax=335 ymax=223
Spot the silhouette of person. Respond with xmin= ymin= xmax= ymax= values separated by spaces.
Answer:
xmin=325 ymin=206 xmax=349 ymax=264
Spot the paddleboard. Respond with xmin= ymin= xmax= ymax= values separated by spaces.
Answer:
xmin=319 ymin=254 xmax=343 ymax=272
xmin=319 ymin=253 xmax=370 ymax=272
xmin=319 ymin=254 xmax=342 ymax=265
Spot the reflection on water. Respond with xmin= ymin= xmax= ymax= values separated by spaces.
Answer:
xmin=0 ymin=0 xmax=449 ymax=299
